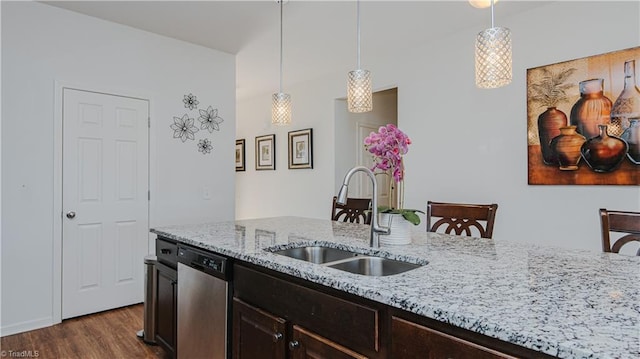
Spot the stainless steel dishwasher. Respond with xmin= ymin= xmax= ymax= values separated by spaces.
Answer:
xmin=177 ymin=245 xmax=231 ymax=359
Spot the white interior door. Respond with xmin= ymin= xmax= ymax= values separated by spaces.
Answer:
xmin=62 ymin=88 xmax=149 ymax=319
xmin=356 ymin=123 xmax=391 ymax=207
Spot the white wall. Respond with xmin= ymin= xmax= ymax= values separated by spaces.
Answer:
xmin=236 ymin=2 xmax=639 ymax=250
xmin=334 ymin=88 xmax=397 ymax=197
xmin=1 ymin=2 xmax=235 ymax=335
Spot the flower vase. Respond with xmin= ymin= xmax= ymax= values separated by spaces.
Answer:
xmin=580 ymin=124 xmax=628 ymax=173
xmin=537 ymin=107 xmax=568 ymax=165
xmin=570 ymin=78 xmax=612 ymax=139
xmin=379 ymin=213 xmax=411 ymax=245
xmin=611 ymin=60 xmax=640 ymax=136
xmin=620 ymin=119 xmax=640 ymax=164
xmin=549 ymin=126 xmax=586 ymax=170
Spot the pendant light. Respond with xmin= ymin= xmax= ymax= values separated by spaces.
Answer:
xmin=347 ymin=0 xmax=372 ymax=113
xmin=475 ymin=0 xmax=512 ymax=89
xmin=469 ymin=0 xmax=499 ymax=9
xmin=272 ymin=0 xmax=291 ymax=125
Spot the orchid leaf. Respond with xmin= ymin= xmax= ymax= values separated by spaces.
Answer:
xmin=402 ymin=211 xmax=421 ymax=226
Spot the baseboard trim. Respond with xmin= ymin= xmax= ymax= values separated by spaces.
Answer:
xmin=1 ymin=317 xmax=54 ymax=337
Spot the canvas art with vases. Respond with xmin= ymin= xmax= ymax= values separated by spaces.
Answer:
xmin=527 ymin=46 xmax=640 ymax=185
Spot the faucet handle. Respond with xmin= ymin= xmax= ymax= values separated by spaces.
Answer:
xmin=373 ymin=223 xmax=390 ymax=235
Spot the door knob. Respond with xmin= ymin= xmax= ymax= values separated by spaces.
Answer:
xmin=66 ymin=211 xmax=76 ymax=219
xmin=288 ymin=340 xmax=299 ymax=350
xmin=272 ymin=332 xmax=283 ymax=342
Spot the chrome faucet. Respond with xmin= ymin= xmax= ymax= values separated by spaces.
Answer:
xmin=336 ymin=166 xmax=390 ymax=248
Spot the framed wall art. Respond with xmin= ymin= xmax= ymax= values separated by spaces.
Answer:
xmin=527 ymin=46 xmax=639 ymax=185
xmin=288 ymin=128 xmax=313 ymax=169
xmin=235 ymin=139 xmax=245 ymax=172
xmin=255 ymin=134 xmax=275 ymax=170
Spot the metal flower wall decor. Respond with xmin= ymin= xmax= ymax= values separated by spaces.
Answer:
xmin=170 ymin=92 xmax=225 ymax=155
xmin=171 ymin=114 xmax=199 ymax=142
xmin=183 ymin=93 xmax=200 ymax=110
xmin=199 ymin=106 xmax=224 ymax=132
xmin=198 ymin=138 xmax=213 ymax=154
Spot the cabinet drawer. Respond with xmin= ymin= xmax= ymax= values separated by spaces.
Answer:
xmin=156 ymin=237 xmax=178 ymax=268
xmin=234 ymin=264 xmax=380 ymax=355
xmin=391 ymin=316 xmax=516 ymax=359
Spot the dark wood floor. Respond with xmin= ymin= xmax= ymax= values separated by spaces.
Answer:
xmin=1 ymin=304 xmax=168 ymax=359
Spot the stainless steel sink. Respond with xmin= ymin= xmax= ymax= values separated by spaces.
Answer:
xmin=270 ymin=246 xmax=360 ymax=264
xmin=327 ymin=256 xmax=422 ymax=276
xmin=268 ymin=245 xmax=425 ymax=276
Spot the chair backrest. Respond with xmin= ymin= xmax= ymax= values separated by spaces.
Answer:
xmin=599 ymin=208 xmax=640 ymax=255
xmin=426 ymin=201 xmax=498 ymax=239
xmin=331 ymin=196 xmax=372 ymax=225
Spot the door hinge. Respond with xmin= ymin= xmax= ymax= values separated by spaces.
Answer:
xmin=148 ymin=190 xmax=151 ymax=201
xmin=148 ymin=117 xmax=151 ymax=128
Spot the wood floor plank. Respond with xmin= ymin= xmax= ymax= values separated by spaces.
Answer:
xmin=1 ymin=304 xmax=167 ymax=359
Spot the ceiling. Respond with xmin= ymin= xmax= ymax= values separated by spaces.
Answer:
xmin=43 ymin=1 xmax=549 ymax=99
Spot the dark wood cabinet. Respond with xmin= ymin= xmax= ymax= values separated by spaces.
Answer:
xmin=233 ymin=263 xmax=381 ymax=358
xmin=290 ymin=325 xmax=368 ymax=359
xmin=155 ymin=261 xmax=177 ymax=358
xmin=232 ymin=296 xmax=368 ymax=359
xmin=391 ymin=316 xmax=516 ymax=359
xmin=232 ymin=298 xmax=286 ymax=359
xmin=155 ymin=238 xmax=178 ymax=358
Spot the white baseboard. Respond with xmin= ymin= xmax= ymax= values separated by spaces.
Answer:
xmin=1 ymin=317 xmax=54 ymax=337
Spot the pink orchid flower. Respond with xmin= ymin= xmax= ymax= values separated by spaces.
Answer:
xmin=363 ymin=124 xmax=411 ymax=183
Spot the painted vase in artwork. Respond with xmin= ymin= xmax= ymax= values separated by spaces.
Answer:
xmin=620 ymin=118 xmax=640 ymax=164
xmin=570 ymin=78 xmax=613 ymax=139
xmin=538 ymin=107 xmax=568 ymax=165
xmin=580 ymin=124 xmax=629 ymax=173
xmin=549 ymin=126 xmax=586 ymax=170
xmin=610 ymin=60 xmax=640 ymax=136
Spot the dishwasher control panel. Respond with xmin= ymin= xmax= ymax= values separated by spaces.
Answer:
xmin=199 ymin=255 xmax=223 ymax=272
xmin=177 ymin=245 xmax=230 ymax=280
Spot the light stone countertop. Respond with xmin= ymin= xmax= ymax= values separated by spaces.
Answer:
xmin=151 ymin=216 xmax=639 ymax=359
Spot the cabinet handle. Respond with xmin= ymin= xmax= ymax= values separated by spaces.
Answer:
xmin=288 ymin=341 xmax=299 ymax=350
xmin=161 ymin=248 xmax=171 ymax=254
xmin=272 ymin=332 xmax=283 ymax=342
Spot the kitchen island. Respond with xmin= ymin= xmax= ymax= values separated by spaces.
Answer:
xmin=151 ymin=216 xmax=639 ymax=359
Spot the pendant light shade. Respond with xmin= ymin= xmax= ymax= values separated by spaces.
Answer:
xmin=469 ymin=0 xmax=499 ymax=9
xmin=348 ymin=69 xmax=372 ymax=113
xmin=272 ymin=92 xmax=291 ymax=125
xmin=347 ymin=0 xmax=372 ymax=113
xmin=272 ymin=0 xmax=291 ymax=125
xmin=475 ymin=0 xmax=512 ymax=89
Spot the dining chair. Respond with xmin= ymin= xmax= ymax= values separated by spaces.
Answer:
xmin=426 ymin=201 xmax=498 ymax=239
xmin=331 ymin=196 xmax=372 ymax=225
xmin=599 ymin=208 xmax=640 ymax=255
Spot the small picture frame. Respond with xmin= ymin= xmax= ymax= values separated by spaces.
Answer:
xmin=288 ymin=128 xmax=313 ymax=169
xmin=235 ymin=139 xmax=245 ymax=172
xmin=255 ymin=134 xmax=275 ymax=170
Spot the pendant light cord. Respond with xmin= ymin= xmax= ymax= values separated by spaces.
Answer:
xmin=490 ymin=0 xmax=495 ymax=28
xmin=356 ymin=0 xmax=361 ymax=70
xmin=279 ymin=0 xmax=283 ymax=93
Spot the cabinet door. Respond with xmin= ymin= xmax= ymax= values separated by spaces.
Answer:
xmin=233 ymin=298 xmax=286 ymax=359
xmin=156 ymin=262 xmax=177 ymax=358
xmin=290 ymin=325 xmax=368 ymax=359
xmin=391 ymin=317 xmax=516 ymax=359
